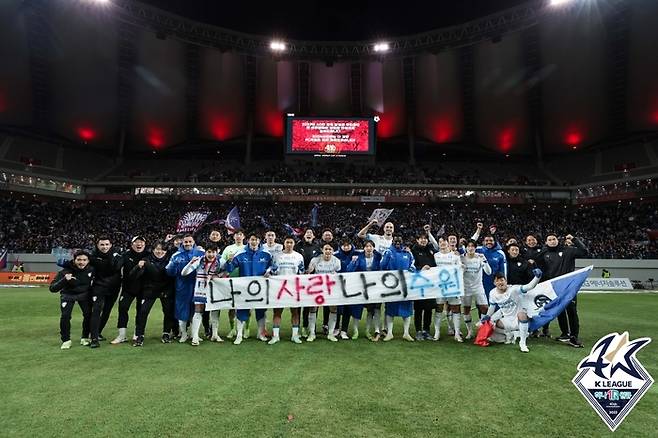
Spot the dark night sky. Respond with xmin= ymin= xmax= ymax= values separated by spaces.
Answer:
xmin=139 ymin=0 xmax=531 ymax=41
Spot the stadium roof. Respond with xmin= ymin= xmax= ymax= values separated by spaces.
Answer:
xmin=138 ymin=0 xmax=530 ymax=42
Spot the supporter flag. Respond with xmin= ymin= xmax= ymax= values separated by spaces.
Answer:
xmin=283 ymin=224 xmax=303 ymax=236
xmin=310 ymin=204 xmax=319 ymax=228
xmin=259 ymin=216 xmax=271 ymax=229
xmin=368 ymin=208 xmax=394 ymax=225
xmin=0 ymin=249 xmax=7 ymax=270
xmin=225 ymin=207 xmax=241 ymax=235
xmin=176 ymin=211 xmax=209 ymax=233
xmin=522 ymin=266 xmax=594 ymax=332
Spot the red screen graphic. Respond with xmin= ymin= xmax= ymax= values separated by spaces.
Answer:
xmin=290 ymin=119 xmax=371 ymax=154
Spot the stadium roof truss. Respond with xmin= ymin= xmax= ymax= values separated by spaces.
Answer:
xmin=110 ymin=0 xmax=549 ymax=61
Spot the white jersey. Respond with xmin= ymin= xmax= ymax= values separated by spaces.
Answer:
xmin=367 ymin=233 xmax=393 ymax=254
xmin=190 ymin=258 xmax=224 ymax=302
xmin=433 ymin=251 xmax=461 ymax=267
xmin=461 ymin=254 xmax=491 ymax=295
xmin=262 ymin=242 xmax=283 ymax=256
xmin=308 ymin=255 xmax=341 ymax=274
xmin=272 ymin=251 xmax=304 ymax=276
xmin=489 ymin=286 xmax=524 ymax=318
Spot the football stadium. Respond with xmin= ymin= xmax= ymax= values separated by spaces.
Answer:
xmin=0 ymin=0 xmax=657 ymax=436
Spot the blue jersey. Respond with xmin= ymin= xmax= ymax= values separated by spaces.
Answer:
xmin=334 ymin=247 xmax=358 ymax=272
xmin=381 ymin=246 xmax=416 ymax=318
xmin=166 ymin=245 xmax=205 ymax=321
xmin=476 ymin=243 xmax=507 ymax=298
xmin=345 ymin=250 xmax=382 ymax=272
xmin=226 ymin=246 xmax=272 ymax=277
xmin=381 ymin=246 xmax=416 ymax=272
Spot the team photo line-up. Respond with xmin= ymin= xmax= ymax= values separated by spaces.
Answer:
xmin=50 ymin=219 xmax=587 ymax=353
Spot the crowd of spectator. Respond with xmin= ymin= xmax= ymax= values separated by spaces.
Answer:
xmin=125 ymin=161 xmax=551 ymax=186
xmin=2 ymin=198 xmax=656 ymax=259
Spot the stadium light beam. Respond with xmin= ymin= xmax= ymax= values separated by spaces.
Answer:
xmin=270 ymin=41 xmax=286 ymax=51
xmin=373 ymin=42 xmax=390 ymax=53
xmin=549 ymin=0 xmax=574 ymax=7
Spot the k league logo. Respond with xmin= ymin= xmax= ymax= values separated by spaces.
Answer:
xmin=572 ymin=332 xmax=653 ymax=431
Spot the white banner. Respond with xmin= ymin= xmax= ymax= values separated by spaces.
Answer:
xmin=204 ymin=266 xmax=464 ymax=310
xmin=361 ymin=196 xmax=386 ymax=203
xmin=582 ymin=278 xmax=633 ymax=290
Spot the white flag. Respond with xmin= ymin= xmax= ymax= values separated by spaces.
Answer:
xmin=368 ymin=208 xmax=394 ymax=225
xmin=176 ymin=211 xmax=209 ymax=233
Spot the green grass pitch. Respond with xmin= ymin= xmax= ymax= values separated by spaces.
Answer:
xmin=0 ymin=288 xmax=656 ymax=437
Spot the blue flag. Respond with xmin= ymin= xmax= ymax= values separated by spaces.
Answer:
xmin=310 ymin=204 xmax=319 ymax=228
xmin=520 ymin=266 xmax=593 ymax=332
xmin=283 ymin=223 xmax=302 ymax=237
xmin=225 ymin=207 xmax=241 ymax=235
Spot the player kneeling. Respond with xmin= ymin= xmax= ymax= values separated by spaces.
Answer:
xmin=480 ymin=269 xmax=542 ymax=353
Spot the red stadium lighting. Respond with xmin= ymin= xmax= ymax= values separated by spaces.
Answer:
xmin=652 ymin=110 xmax=658 ymax=124
xmin=147 ymin=126 xmax=164 ymax=149
xmin=565 ymin=131 xmax=582 ymax=146
xmin=0 ymin=90 xmax=6 ymax=112
xmin=210 ymin=115 xmax=231 ymax=140
xmin=498 ymin=127 xmax=515 ymax=152
xmin=77 ymin=127 xmax=96 ymax=142
xmin=435 ymin=119 xmax=453 ymax=143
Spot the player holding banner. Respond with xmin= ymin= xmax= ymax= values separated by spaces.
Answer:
xmin=221 ymin=229 xmax=245 ymax=339
xmin=431 ymin=237 xmax=464 ymax=342
xmin=345 ymin=239 xmax=382 ymax=340
xmin=226 ymin=232 xmax=273 ymax=345
xmin=358 ymin=216 xmax=395 ymax=337
xmin=306 ymin=244 xmax=342 ymax=342
xmin=181 ymin=243 xmax=224 ymax=346
xmin=480 ymin=269 xmax=543 ymax=353
xmin=269 ymin=236 xmax=305 ymax=345
xmin=381 ymin=236 xmax=416 ymax=342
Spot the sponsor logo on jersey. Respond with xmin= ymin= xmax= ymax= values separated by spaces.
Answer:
xmin=572 ymin=332 xmax=653 ymax=431
xmin=533 ymin=294 xmax=551 ymax=307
